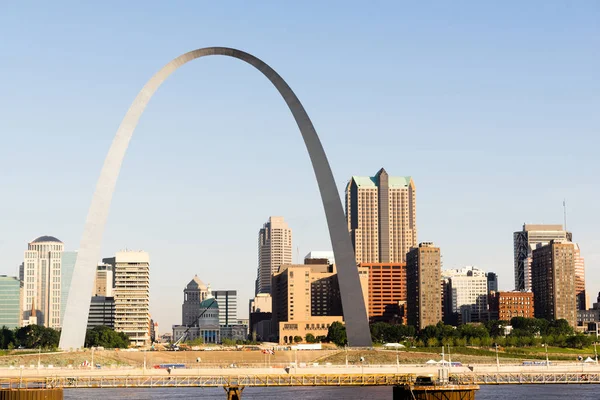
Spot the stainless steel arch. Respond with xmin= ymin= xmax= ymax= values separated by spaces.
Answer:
xmin=59 ymin=47 xmax=372 ymax=350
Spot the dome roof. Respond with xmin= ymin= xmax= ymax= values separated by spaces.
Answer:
xmin=32 ymin=235 xmax=62 ymax=244
xmin=200 ymin=297 xmax=219 ymax=309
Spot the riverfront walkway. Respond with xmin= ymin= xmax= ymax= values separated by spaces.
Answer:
xmin=1 ymin=371 xmax=599 ymax=389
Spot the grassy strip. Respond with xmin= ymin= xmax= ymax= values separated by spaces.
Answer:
xmin=388 ymin=346 xmax=594 ymax=361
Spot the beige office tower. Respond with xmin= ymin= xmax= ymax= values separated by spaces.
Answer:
xmin=406 ymin=243 xmax=442 ymax=330
xmin=22 ymin=236 xmax=64 ymax=328
xmin=573 ymin=244 xmax=588 ymax=310
xmin=271 ymin=262 xmax=368 ymax=344
xmin=94 ymin=263 xmax=114 ymax=297
xmin=345 ymin=168 xmax=416 ymax=264
xmin=256 ymin=217 xmax=292 ymax=295
xmin=531 ymin=240 xmax=577 ymax=327
xmin=109 ymin=251 xmax=150 ymax=346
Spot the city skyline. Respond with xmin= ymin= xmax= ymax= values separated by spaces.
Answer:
xmin=1 ymin=2 xmax=598 ymax=332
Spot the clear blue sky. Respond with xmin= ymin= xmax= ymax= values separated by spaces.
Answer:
xmin=1 ymin=2 xmax=598 ymax=331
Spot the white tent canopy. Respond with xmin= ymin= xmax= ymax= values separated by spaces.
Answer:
xmin=425 ymin=359 xmax=438 ymax=364
xmin=584 ymin=357 xmax=596 ymax=363
xmin=383 ymin=343 xmax=405 ymax=348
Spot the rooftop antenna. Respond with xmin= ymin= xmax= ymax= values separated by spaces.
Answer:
xmin=563 ymin=199 xmax=567 ymax=232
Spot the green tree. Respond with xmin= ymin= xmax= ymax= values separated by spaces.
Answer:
xmin=0 ymin=327 xmax=15 ymax=349
xmin=480 ymin=336 xmax=493 ymax=347
xmin=221 ymin=338 xmax=235 ymax=346
xmin=15 ymin=325 xmax=59 ymax=349
xmin=426 ymin=337 xmax=438 ymax=347
xmin=84 ymin=326 xmax=129 ymax=348
xmin=326 ymin=322 xmax=347 ymax=347
xmin=565 ymin=334 xmax=592 ymax=349
xmin=485 ymin=320 xmax=509 ymax=337
xmin=186 ymin=338 xmax=204 ymax=346
xmin=547 ymin=319 xmax=573 ymax=337
xmin=305 ymin=333 xmax=316 ymax=343
xmin=293 ymin=336 xmax=303 ymax=343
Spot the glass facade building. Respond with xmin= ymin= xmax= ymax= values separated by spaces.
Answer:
xmin=0 ymin=276 xmax=22 ymax=329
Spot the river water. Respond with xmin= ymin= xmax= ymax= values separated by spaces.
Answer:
xmin=64 ymin=385 xmax=599 ymax=399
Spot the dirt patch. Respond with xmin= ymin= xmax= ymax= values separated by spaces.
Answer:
xmin=0 ymin=349 xmax=337 ymax=368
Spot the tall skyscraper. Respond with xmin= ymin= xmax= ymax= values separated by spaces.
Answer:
xmin=0 ymin=276 xmax=22 ymax=329
xmin=573 ymin=244 xmax=587 ymax=310
xmin=406 ymin=243 xmax=441 ymax=330
xmin=513 ymin=224 xmax=571 ymax=291
xmin=256 ymin=217 xmax=292 ymax=295
xmin=531 ymin=240 xmax=577 ymax=327
xmin=212 ymin=290 xmax=238 ymax=327
xmin=60 ymin=251 xmax=77 ymax=325
xmin=94 ymin=263 xmax=114 ymax=297
xmin=22 ymin=236 xmax=64 ymax=328
xmin=345 ymin=168 xmax=416 ymax=264
xmin=106 ymin=251 xmax=150 ymax=346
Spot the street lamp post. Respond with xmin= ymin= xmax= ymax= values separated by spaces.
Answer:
xmin=495 ymin=343 xmax=500 ymax=372
xmin=544 ymin=343 xmax=549 ymax=369
xmin=91 ymin=347 xmax=95 ymax=370
xmin=37 ymin=347 xmax=41 ymax=372
xmin=594 ymin=342 xmax=598 ymax=364
xmin=345 ymin=345 xmax=348 ymax=367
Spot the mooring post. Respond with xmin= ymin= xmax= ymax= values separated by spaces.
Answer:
xmin=224 ymin=385 xmax=244 ymax=400
xmin=0 ymin=388 xmax=64 ymax=399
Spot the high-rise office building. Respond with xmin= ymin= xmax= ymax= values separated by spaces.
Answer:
xmin=256 ymin=217 xmax=292 ymax=295
xmin=271 ymin=261 xmax=368 ymax=344
xmin=22 ymin=236 xmax=64 ymax=328
xmin=531 ymin=240 xmax=577 ymax=327
xmin=0 ymin=276 xmax=22 ymax=329
xmin=87 ymin=296 xmax=115 ymax=329
xmin=94 ymin=263 xmax=114 ymax=297
xmin=360 ymin=262 xmax=407 ymax=323
xmin=60 ymin=251 xmax=77 ymax=325
xmin=212 ymin=290 xmax=238 ymax=327
xmin=573 ymin=244 xmax=587 ymax=310
xmin=106 ymin=251 xmax=150 ymax=346
xmin=345 ymin=168 xmax=416 ymax=264
xmin=406 ymin=243 xmax=441 ymax=330
xmin=486 ymin=272 xmax=498 ymax=294
xmin=513 ymin=224 xmax=571 ymax=291
xmin=182 ymin=275 xmax=209 ymax=326
xmin=442 ymin=266 xmax=488 ymax=323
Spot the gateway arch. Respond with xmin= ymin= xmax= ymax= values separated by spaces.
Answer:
xmin=59 ymin=47 xmax=372 ymax=350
